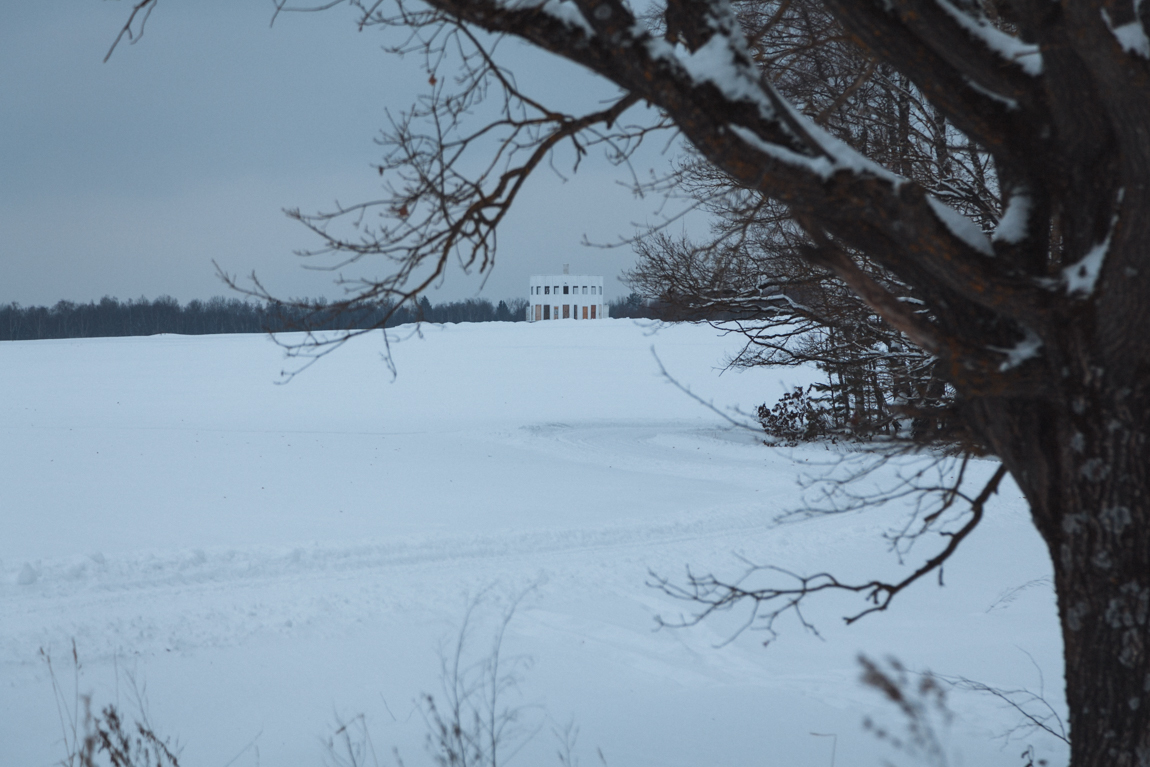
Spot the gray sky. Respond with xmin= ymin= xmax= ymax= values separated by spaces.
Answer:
xmin=0 ymin=1 xmax=686 ymax=307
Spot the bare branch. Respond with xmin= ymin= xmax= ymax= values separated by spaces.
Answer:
xmin=652 ymin=462 xmax=1007 ymax=641
xmin=104 ymin=0 xmax=160 ymax=63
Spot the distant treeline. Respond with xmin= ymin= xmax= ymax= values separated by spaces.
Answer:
xmin=0 ymin=293 xmax=661 ymax=341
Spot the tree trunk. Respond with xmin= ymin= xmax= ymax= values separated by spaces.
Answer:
xmin=973 ymin=383 xmax=1150 ymax=766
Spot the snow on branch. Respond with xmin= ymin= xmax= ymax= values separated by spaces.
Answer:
xmin=993 ymin=189 xmax=1033 ymax=245
xmin=932 ymin=0 xmax=1043 ymax=76
xmin=656 ymin=34 xmax=770 ymax=109
xmin=926 ymin=196 xmax=994 ymax=256
xmin=989 ymin=327 xmax=1043 ymax=371
xmin=727 ymin=124 xmax=834 ymax=179
xmin=963 ymin=77 xmax=1021 ymax=111
xmin=505 ymin=0 xmax=594 ymax=35
xmin=723 ymin=80 xmax=904 ymax=187
xmin=1063 ymin=236 xmax=1110 ymax=297
xmin=1101 ymin=9 xmax=1150 ymax=58
xmin=1063 ymin=197 xmax=1121 ymax=297
xmin=643 ymin=0 xmax=782 ymax=126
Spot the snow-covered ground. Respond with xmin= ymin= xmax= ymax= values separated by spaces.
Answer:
xmin=1 ymin=320 xmax=1066 ymax=767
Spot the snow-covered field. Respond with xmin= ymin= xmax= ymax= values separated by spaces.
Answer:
xmin=1 ymin=320 xmax=1066 ymax=766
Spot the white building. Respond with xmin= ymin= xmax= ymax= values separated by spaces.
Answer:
xmin=526 ymin=269 xmax=608 ymax=322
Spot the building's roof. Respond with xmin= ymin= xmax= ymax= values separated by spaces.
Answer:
xmin=529 ymin=274 xmax=603 ymax=279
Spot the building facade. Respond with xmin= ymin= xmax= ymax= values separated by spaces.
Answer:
xmin=526 ymin=272 xmax=608 ymax=322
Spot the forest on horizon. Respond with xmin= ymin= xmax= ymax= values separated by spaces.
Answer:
xmin=0 ymin=293 xmax=660 ymax=341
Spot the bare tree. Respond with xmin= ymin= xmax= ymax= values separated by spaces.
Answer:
xmin=111 ymin=0 xmax=1150 ymax=762
xmin=626 ymin=0 xmax=997 ymax=442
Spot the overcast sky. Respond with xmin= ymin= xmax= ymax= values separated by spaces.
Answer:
xmin=0 ymin=1 xmax=690 ymax=307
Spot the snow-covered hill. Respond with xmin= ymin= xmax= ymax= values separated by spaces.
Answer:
xmin=0 ymin=320 xmax=1064 ymax=766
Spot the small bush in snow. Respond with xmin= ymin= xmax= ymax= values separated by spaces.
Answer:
xmin=756 ymin=386 xmax=833 ymax=446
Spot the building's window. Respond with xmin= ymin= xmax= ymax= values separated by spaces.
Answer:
xmin=563 ymin=305 xmax=570 ymax=318
xmin=591 ymin=305 xmax=596 ymax=319
xmin=544 ymin=286 xmax=550 ymax=295
xmin=582 ymin=306 xmax=588 ymax=319
xmin=543 ymin=305 xmax=550 ymax=320
xmin=563 ymin=285 xmax=569 ymax=295
xmin=535 ymin=305 xmax=541 ymax=321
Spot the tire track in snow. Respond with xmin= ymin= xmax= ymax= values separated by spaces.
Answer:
xmin=0 ymin=420 xmax=878 ymax=671
xmin=1 ymin=500 xmax=880 ymax=671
